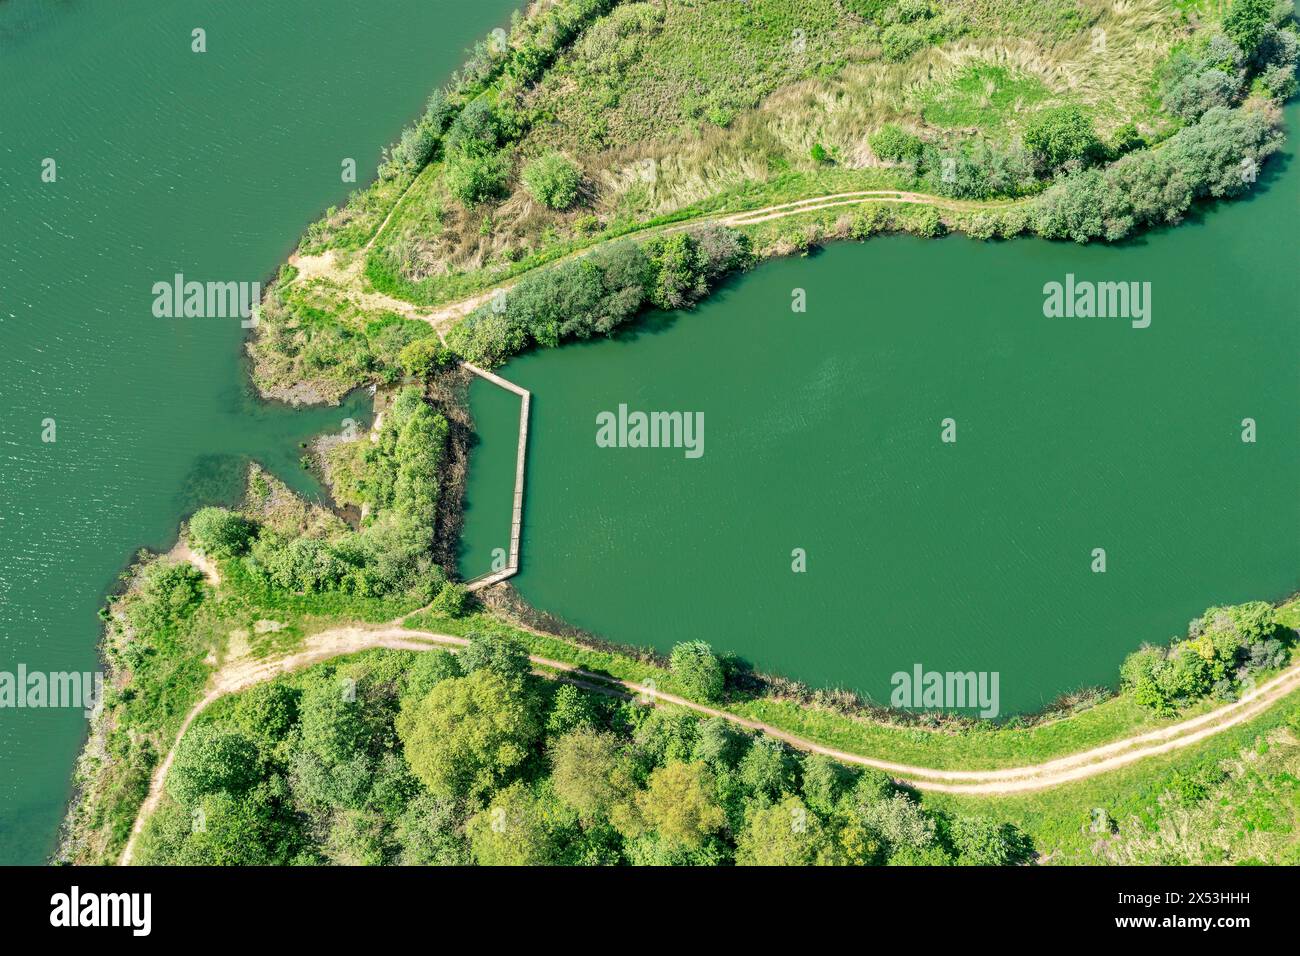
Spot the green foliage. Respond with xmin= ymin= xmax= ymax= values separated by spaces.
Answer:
xmin=1223 ymin=0 xmax=1277 ymax=55
xmin=522 ymin=152 xmax=582 ymax=210
xmin=1122 ymin=601 xmax=1289 ymax=715
xmin=142 ymin=636 xmax=1055 ymax=867
xmin=138 ymin=783 xmax=307 ymax=866
xmin=614 ymin=760 xmax=726 ymax=850
xmin=881 ymin=23 xmax=924 ymax=61
xmin=870 ymin=123 xmax=923 ymax=162
xmin=467 ymin=781 xmax=569 ymax=865
xmin=231 ymin=682 xmax=300 ymax=752
xmin=396 ymin=669 xmax=542 ymax=801
xmin=1023 ymin=105 xmax=1103 ymax=170
xmin=166 ymin=724 xmax=260 ymax=808
xmin=736 ymin=794 xmax=830 ymax=865
xmin=445 ymin=151 xmax=512 ymax=206
xmin=187 ymin=507 xmax=254 ymax=559
xmin=549 ymin=727 xmax=632 ymax=821
xmin=669 ymin=640 xmax=726 ymax=702
xmin=645 ymin=232 xmax=709 ymax=309
xmin=401 ymin=649 xmax=462 ymax=704
xmin=949 ymin=815 xmax=1029 ymax=865
xmin=397 ymin=337 xmax=455 ymax=378
xmin=263 ymin=387 xmax=448 ymax=604
xmin=446 ymin=225 xmax=750 ymax=366
xmin=445 ymin=98 xmax=504 ymax=158
xmin=458 ymin=631 xmax=531 ymax=683
xmin=395 ymin=793 xmax=470 ymax=865
xmin=801 ymin=752 xmax=850 ymax=816
xmin=739 ymin=736 xmax=798 ymax=799
xmin=124 ymin=561 xmax=206 ymax=638
xmin=546 ymin=683 xmax=598 ymax=735
xmin=1034 ymin=106 xmax=1282 ymax=243
xmin=429 ymin=581 xmax=469 ymax=617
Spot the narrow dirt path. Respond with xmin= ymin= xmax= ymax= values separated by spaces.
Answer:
xmin=285 ymin=188 xmax=1027 ymax=338
xmin=120 ymin=618 xmax=1300 ymax=864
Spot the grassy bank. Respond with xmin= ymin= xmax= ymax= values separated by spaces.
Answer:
xmin=246 ymin=0 xmax=1295 ymax=398
xmin=405 ymin=593 xmax=1300 ymax=774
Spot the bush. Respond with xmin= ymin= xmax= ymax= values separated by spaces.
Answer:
xmin=392 ymin=122 xmax=438 ymax=171
xmin=1164 ymin=68 xmax=1240 ymax=122
xmin=457 ymin=631 xmax=529 ymax=682
xmin=645 ymin=233 xmax=708 ymax=309
xmin=397 ymin=337 xmax=455 ymax=378
xmin=430 ymin=581 xmax=469 ymax=617
xmin=909 ymin=204 xmax=944 ymax=238
xmin=871 ymin=124 xmax=923 ymax=163
xmin=167 ymin=725 xmax=261 ymax=808
xmin=1034 ymin=106 xmax=1281 ymax=243
xmin=522 ymin=152 xmax=582 ymax=210
xmin=445 ymin=151 xmax=511 ymax=205
xmin=125 ymin=561 xmax=206 ymax=635
xmin=1023 ymin=105 xmax=1103 ymax=170
xmin=444 ymin=98 xmax=503 ymax=158
xmin=188 ymin=507 xmax=254 ymax=559
xmin=446 ymin=226 xmax=749 ymax=366
xmin=881 ymin=24 xmax=924 ymax=62
xmin=396 ymin=669 xmax=542 ymax=801
xmin=670 ymin=641 xmax=726 ymax=702
xmin=1223 ymin=0 xmax=1276 ymax=55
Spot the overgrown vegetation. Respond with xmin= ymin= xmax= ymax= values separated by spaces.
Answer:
xmin=135 ymin=635 xmax=1032 ymax=866
xmin=1121 ymin=601 xmax=1294 ymax=715
xmin=61 ymin=383 xmax=457 ymax=864
xmin=445 ymin=222 xmax=751 ymax=366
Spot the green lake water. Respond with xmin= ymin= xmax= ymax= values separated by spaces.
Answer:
xmin=0 ymin=0 xmax=519 ymax=864
xmin=462 ymin=103 xmax=1300 ymax=716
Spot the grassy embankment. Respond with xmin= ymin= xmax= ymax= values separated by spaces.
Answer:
xmin=248 ymin=0 xmax=1300 ymax=396
xmin=128 ymin=613 xmax=1300 ymax=865
xmin=405 ymin=597 xmax=1300 ymax=772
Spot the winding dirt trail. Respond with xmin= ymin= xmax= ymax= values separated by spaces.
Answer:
xmin=119 ymin=617 xmax=1300 ymax=864
xmin=286 ymin=188 xmax=1025 ymax=338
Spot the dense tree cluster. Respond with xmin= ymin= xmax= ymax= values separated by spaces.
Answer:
xmin=446 ymin=224 xmax=752 ymax=366
xmin=1035 ymin=1 xmax=1294 ymax=243
xmin=1034 ymin=105 xmax=1283 ymax=242
xmin=1121 ymin=602 xmax=1293 ymax=714
xmin=187 ymin=387 xmax=454 ymax=604
xmin=137 ymin=632 xmax=1033 ymax=866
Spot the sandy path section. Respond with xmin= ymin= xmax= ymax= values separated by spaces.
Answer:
xmin=119 ymin=619 xmax=1300 ymax=864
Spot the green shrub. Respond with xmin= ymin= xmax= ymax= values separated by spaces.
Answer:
xmin=188 ymin=507 xmax=254 ymax=559
xmin=522 ymin=152 xmax=582 ymax=210
xmin=430 ymin=581 xmax=469 ymax=617
xmin=670 ymin=640 xmax=726 ymax=703
xmin=881 ymin=23 xmax=924 ymax=62
xmin=397 ymin=337 xmax=455 ymax=378
xmin=167 ymin=724 xmax=260 ymax=808
xmin=870 ymin=123 xmax=923 ymax=163
xmin=125 ymin=561 xmax=206 ymax=636
xmin=1023 ymin=105 xmax=1103 ymax=170
xmin=445 ymin=152 xmax=511 ymax=205
xmin=909 ymin=204 xmax=943 ymax=237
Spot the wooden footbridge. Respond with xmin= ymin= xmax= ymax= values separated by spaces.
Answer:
xmin=461 ymin=361 xmax=530 ymax=592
